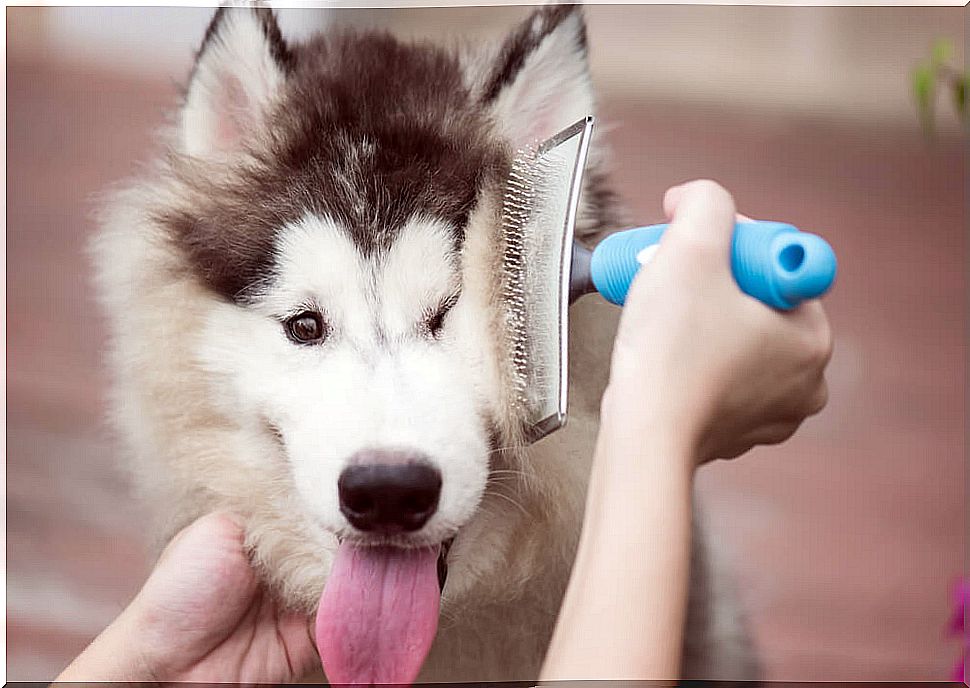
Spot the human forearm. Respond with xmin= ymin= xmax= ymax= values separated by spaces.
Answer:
xmin=540 ymin=384 xmax=695 ymax=681
xmin=540 ymin=179 xmax=831 ymax=681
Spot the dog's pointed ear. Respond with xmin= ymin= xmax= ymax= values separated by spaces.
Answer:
xmin=180 ymin=7 xmax=292 ymax=158
xmin=482 ymin=5 xmax=592 ymax=150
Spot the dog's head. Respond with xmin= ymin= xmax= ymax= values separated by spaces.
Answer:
xmin=114 ymin=5 xmax=619 ymax=615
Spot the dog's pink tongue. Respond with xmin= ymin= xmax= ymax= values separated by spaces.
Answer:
xmin=316 ymin=542 xmax=440 ymax=686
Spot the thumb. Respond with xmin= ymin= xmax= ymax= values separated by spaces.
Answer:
xmin=137 ymin=511 xmax=257 ymax=619
xmin=662 ymin=180 xmax=737 ymax=256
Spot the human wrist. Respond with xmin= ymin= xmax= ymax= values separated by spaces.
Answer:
xmin=599 ymin=380 xmax=703 ymax=473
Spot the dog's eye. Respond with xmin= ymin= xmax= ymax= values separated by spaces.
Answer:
xmin=284 ymin=311 xmax=328 ymax=344
xmin=424 ymin=295 xmax=458 ymax=338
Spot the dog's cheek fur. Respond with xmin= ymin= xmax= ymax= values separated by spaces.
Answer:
xmin=456 ymin=188 xmax=518 ymax=450
xmin=93 ymin=194 xmax=333 ymax=612
xmin=92 ymin=185 xmax=328 ymax=614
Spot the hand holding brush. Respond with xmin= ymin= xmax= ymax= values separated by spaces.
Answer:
xmin=500 ymin=117 xmax=836 ymax=444
xmin=542 ymin=180 xmax=833 ymax=681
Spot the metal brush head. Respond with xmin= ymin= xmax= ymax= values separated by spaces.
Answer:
xmin=499 ymin=116 xmax=594 ymax=444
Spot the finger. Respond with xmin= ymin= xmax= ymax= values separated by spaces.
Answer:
xmin=812 ymin=307 xmax=835 ymax=367
xmin=796 ymin=299 xmax=830 ymax=333
xmin=668 ymin=198 xmax=753 ymax=228
xmin=664 ymin=184 xmax=751 ymax=223
xmin=705 ymin=420 xmax=798 ymax=461
xmin=155 ymin=511 xmax=247 ymax=569
xmin=664 ymin=179 xmax=737 ymax=253
xmin=785 ymin=302 xmax=834 ymax=369
xmin=806 ymin=378 xmax=829 ymax=416
xmin=193 ymin=511 xmax=247 ymax=544
xmin=664 ymin=185 xmax=754 ymax=247
xmin=749 ymin=421 xmax=801 ymax=448
xmin=662 ymin=183 xmax=686 ymax=219
xmin=700 ymin=416 xmax=797 ymax=461
xmin=155 ymin=515 xmax=209 ymax=565
xmin=783 ymin=298 xmax=826 ymax=329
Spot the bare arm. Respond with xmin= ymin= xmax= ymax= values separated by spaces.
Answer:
xmin=543 ymin=404 xmax=694 ymax=679
xmin=541 ymin=180 xmax=832 ymax=680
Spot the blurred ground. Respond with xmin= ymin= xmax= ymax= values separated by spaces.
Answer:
xmin=6 ymin=18 xmax=966 ymax=682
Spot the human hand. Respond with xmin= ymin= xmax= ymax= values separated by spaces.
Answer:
xmin=56 ymin=512 xmax=319 ymax=684
xmin=604 ymin=180 xmax=832 ymax=465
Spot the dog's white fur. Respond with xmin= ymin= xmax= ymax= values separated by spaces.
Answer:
xmin=93 ymin=6 xmax=756 ymax=681
xmin=198 ymin=215 xmax=491 ymax=550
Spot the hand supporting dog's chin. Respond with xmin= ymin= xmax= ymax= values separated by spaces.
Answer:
xmin=57 ymin=513 xmax=319 ymax=685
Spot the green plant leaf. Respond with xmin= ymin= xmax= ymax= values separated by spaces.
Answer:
xmin=954 ymin=73 xmax=969 ymax=124
xmin=913 ymin=64 xmax=934 ymax=110
xmin=932 ymin=38 xmax=954 ymax=67
xmin=912 ymin=64 xmax=935 ymax=134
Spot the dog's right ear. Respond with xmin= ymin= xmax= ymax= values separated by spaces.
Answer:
xmin=180 ymin=7 xmax=292 ymax=158
xmin=480 ymin=5 xmax=593 ymax=151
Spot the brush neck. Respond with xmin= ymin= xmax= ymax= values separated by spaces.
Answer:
xmin=569 ymin=242 xmax=595 ymax=304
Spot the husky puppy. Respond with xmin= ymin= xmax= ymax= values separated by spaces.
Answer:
xmin=93 ymin=4 xmax=756 ymax=682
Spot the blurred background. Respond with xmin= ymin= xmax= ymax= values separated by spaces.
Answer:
xmin=6 ymin=2 xmax=966 ymax=681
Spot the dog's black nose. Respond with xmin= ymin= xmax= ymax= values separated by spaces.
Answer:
xmin=338 ymin=456 xmax=442 ymax=534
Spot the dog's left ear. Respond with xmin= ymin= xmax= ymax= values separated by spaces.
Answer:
xmin=482 ymin=5 xmax=592 ymax=150
xmin=180 ymin=7 xmax=292 ymax=158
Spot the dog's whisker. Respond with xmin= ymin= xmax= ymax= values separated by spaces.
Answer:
xmin=487 ymin=443 xmax=524 ymax=456
xmin=437 ymin=605 xmax=461 ymax=630
xmin=485 ymin=476 xmax=525 ymax=492
xmin=488 ymin=468 xmax=530 ymax=478
xmin=485 ymin=489 xmax=532 ymax=519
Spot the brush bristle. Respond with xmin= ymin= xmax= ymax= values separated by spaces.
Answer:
xmin=499 ymin=125 xmax=584 ymax=444
xmin=500 ymin=147 xmax=539 ymax=415
xmin=499 ymin=144 xmax=560 ymax=435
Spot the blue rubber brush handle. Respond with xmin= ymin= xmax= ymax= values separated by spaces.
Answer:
xmin=589 ymin=221 xmax=837 ymax=309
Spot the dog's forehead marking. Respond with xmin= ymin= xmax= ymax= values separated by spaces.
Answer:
xmin=264 ymin=215 xmax=372 ymax=335
xmin=377 ymin=217 xmax=460 ymax=335
xmin=163 ymin=31 xmax=510 ymax=304
xmin=272 ymin=32 xmax=508 ymax=250
xmin=266 ymin=213 xmax=459 ymax=344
